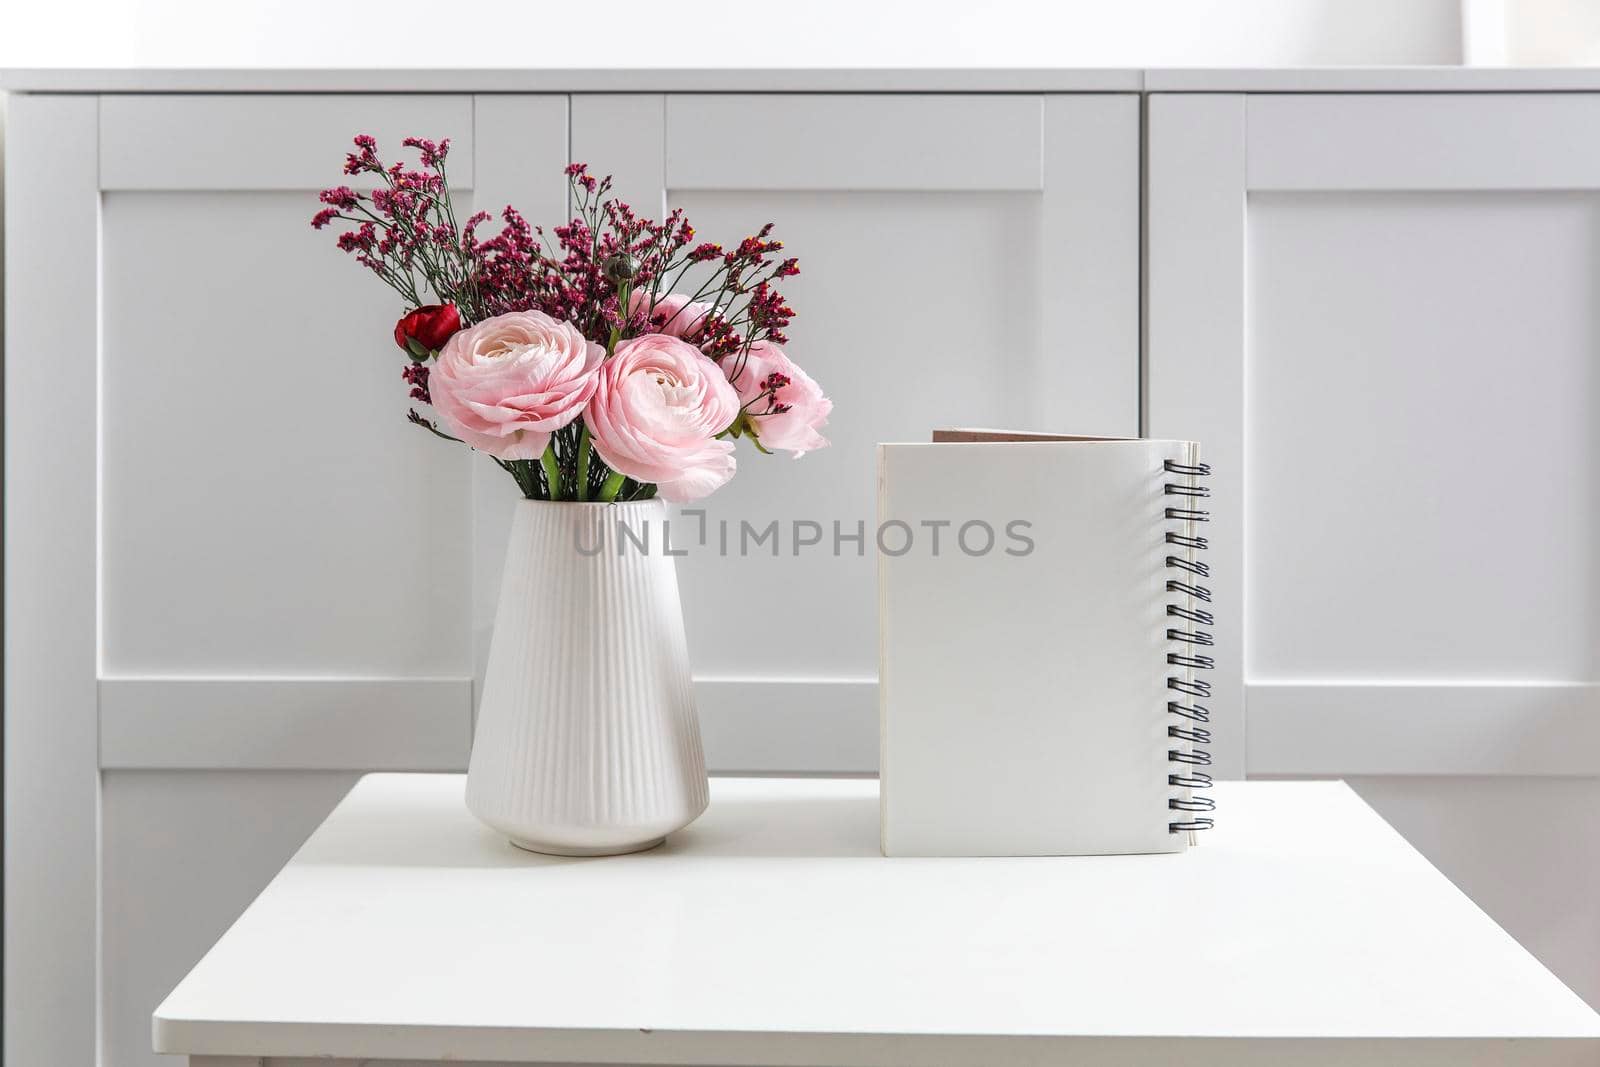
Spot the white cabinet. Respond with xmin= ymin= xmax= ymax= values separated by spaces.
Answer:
xmin=4 ymin=87 xmax=1138 ymax=1067
xmin=12 ymin=74 xmax=1600 ymax=1067
xmin=1147 ymin=93 xmax=1600 ymax=780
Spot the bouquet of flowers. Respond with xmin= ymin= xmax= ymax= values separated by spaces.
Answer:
xmin=313 ymin=136 xmax=830 ymax=502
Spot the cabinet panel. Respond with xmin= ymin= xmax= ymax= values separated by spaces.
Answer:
xmin=679 ymin=185 xmax=1039 ymax=682
xmin=574 ymin=93 xmax=1141 ymax=768
xmin=1148 ymin=94 xmax=1600 ymax=777
xmin=100 ymin=189 xmax=475 ymax=676
xmin=1248 ymin=191 xmax=1600 ymax=682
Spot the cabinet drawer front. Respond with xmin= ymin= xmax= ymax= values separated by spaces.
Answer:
xmin=100 ymin=94 xmax=474 ymax=190
xmin=1246 ymin=93 xmax=1600 ymax=190
xmin=666 ymin=94 xmax=1043 ymax=191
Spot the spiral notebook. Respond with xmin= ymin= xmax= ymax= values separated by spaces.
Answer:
xmin=877 ymin=430 xmax=1215 ymax=857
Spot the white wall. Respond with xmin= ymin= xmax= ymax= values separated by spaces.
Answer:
xmin=1465 ymin=0 xmax=1600 ymax=64
xmin=0 ymin=0 xmax=1464 ymax=68
xmin=1506 ymin=0 xmax=1600 ymax=62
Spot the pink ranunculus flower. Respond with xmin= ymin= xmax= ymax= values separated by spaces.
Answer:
xmin=725 ymin=341 xmax=832 ymax=457
xmin=628 ymin=290 xmax=717 ymax=340
xmin=428 ymin=309 xmax=603 ymax=461
xmin=584 ymin=334 xmax=741 ymax=502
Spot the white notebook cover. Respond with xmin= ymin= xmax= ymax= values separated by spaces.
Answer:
xmin=878 ymin=431 xmax=1204 ymax=857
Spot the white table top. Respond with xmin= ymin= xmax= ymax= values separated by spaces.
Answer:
xmin=155 ymin=775 xmax=1600 ymax=1066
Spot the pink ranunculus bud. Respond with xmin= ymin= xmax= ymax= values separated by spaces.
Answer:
xmin=428 ymin=310 xmax=603 ymax=461
xmin=725 ymin=341 xmax=832 ymax=457
xmin=627 ymin=290 xmax=717 ymax=340
xmin=584 ymin=334 xmax=740 ymax=502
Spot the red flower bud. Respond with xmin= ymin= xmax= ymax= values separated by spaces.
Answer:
xmin=393 ymin=303 xmax=461 ymax=356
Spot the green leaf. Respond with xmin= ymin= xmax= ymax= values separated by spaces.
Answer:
xmin=541 ymin=442 xmax=563 ymax=501
xmin=740 ymin=412 xmax=773 ymax=454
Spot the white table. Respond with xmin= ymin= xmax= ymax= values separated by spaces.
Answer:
xmin=156 ymin=775 xmax=1600 ymax=1066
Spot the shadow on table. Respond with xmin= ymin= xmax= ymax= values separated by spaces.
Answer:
xmin=291 ymin=785 xmax=881 ymax=868
xmin=665 ymin=793 xmax=880 ymax=858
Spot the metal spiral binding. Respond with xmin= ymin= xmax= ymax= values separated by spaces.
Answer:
xmin=1165 ymin=458 xmax=1216 ymax=835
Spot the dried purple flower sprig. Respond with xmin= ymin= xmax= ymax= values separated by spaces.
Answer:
xmin=312 ymin=136 xmax=482 ymax=315
xmin=314 ymin=139 xmax=798 ymax=373
xmin=313 ymin=136 xmax=811 ymax=501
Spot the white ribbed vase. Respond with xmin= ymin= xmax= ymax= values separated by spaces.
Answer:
xmin=465 ymin=500 xmax=709 ymax=856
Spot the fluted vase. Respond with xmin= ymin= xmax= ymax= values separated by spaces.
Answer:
xmin=465 ymin=499 xmax=709 ymax=856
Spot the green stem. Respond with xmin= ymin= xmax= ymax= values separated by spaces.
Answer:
xmin=540 ymin=442 xmax=562 ymax=501
xmin=580 ymin=281 xmax=626 ymax=503
xmin=575 ymin=423 xmax=592 ymax=502
xmin=609 ymin=280 xmax=631 ymax=355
